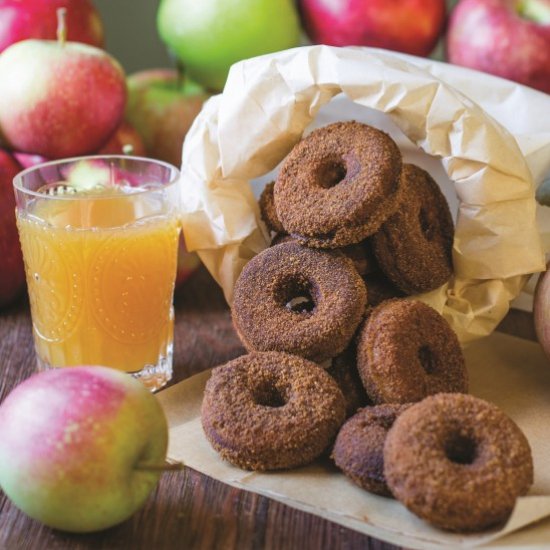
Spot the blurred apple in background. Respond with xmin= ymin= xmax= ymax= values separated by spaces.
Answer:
xmin=156 ymin=0 xmax=301 ymax=92
xmin=125 ymin=69 xmax=205 ymax=167
xmin=0 ymin=12 xmax=127 ymax=159
xmin=299 ymin=0 xmax=446 ymax=57
xmin=12 ymin=152 xmax=49 ymax=170
xmin=447 ymin=0 xmax=550 ymax=94
xmin=0 ymin=366 xmax=170 ymax=532
xmin=0 ymin=150 xmax=25 ymax=309
xmin=0 ymin=0 xmax=104 ymax=53
xmin=98 ymin=121 xmax=147 ymax=156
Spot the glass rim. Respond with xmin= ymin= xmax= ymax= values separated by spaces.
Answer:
xmin=13 ymin=154 xmax=181 ymax=201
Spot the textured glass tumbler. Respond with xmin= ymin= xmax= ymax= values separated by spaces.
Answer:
xmin=13 ymin=156 xmax=181 ymax=392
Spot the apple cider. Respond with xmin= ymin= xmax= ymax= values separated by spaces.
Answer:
xmin=14 ymin=157 xmax=181 ymax=391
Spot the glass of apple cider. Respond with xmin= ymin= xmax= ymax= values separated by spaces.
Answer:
xmin=13 ymin=156 xmax=181 ymax=392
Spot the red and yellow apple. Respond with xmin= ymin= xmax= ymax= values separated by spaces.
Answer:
xmin=98 ymin=121 xmax=147 ymax=157
xmin=0 ymin=366 xmax=169 ymax=533
xmin=125 ymin=69 xmax=206 ymax=168
xmin=0 ymin=27 xmax=127 ymax=159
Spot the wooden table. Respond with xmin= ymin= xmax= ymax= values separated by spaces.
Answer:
xmin=0 ymin=266 xmax=534 ymax=550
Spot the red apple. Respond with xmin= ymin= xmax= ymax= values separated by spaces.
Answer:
xmin=0 ymin=12 xmax=126 ymax=159
xmin=0 ymin=150 xmax=25 ymax=308
xmin=299 ymin=0 xmax=446 ymax=57
xmin=125 ymin=69 xmax=207 ymax=168
xmin=0 ymin=0 xmax=104 ymax=53
xmin=447 ymin=0 xmax=550 ymax=94
xmin=98 ymin=121 xmax=147 ymax=157
xmin=0 ymin=366 xmax=170 ymax=532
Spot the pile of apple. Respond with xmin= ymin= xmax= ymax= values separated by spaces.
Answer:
xmin=0 ymin=1 xmax=206 ymax=310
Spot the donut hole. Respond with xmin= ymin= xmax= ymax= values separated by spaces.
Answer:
xmin=315 ymin=158 xmax=347 ymax=189
xmin=444 ymin=433 xmax=478 ymax=465
xmin=252 ymin=381 xmax=287 ymax=408
xmin=275 ymin=275 xmax=317 ymax=315
xmin=419 ymin=207 xmax=435 ymax=241
xmin=418 ymin=345 xmax=438 ymax=375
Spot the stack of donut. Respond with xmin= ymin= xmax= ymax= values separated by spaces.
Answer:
xmin=201 ymin=121 xmax=533 ymax=533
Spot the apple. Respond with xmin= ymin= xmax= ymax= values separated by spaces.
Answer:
xmin=0 ymin=0 xmax=104 ymax=53
xmin=0 ymin=11 xmax=127 ymax=159
xmin=98 ymin=121 xmax=147 ymax=157
xmin=157 ymin=0 xmax=301 ymax=92
xmin=0 ymin=366 xmax=170 ymax=533
xmin=0 ymin=150 xmax=25 ymax=308
xmin=447 ymin=0 xmax=550 ymax=94
xmin=125 ymin=69 xmax=206 ymax=167
xmin=298 ymin=0 xmax=446 ymax=57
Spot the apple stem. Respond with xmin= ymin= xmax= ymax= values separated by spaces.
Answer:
xmin=57 ymin=7 xmax=67 ymax=47
xmin=135 ymin=460 xmax=184 ymax=472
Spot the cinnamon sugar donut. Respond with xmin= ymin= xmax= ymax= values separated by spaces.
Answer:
xmin=274 ymin=121 xmax=403 ymax=248
xmin=232 ymin=241 xmax=367 ymax=362
xmin=332 ymin=404 xmax=411 ymax=497
xmin=384 ymin=393 xmax=533 ymax=532
xmin=357 ymin=299 xmax=467 ymax=404
xmin=372 ymin=163 xmax=454 ymax=294
xmin=201 ymin=351 xmax=346 ymax=471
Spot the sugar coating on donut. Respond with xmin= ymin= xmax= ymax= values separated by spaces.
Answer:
xmin=232 ymin=241 xmax=367 ymax=362
xmin=274 ymin=121 xmax=403 ymax=248
xmin=384 ymin=393 xmax=533 ymax=532
xmin=201 ymin=351 xmax=346 ymax=471
xmin=333 ymin=404 xmax=411 ymax=497
xmin=373 ymin=163 xmax=454 ymax=294
xmin=356 ymin=299 xmax=467 ymax=404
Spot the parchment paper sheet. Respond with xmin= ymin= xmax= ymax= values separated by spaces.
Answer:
xmin=157 ymin=332 xmax=550 ymax=549
xmin=179 ymin=46 xmax=549 ymax=344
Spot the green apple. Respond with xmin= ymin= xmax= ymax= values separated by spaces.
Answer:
xmin=0 ymin=366 xmax=170 ymax=533
xmin=157 ymin=0 xmax=301 ymax=91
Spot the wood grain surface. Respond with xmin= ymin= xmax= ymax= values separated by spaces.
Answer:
xmin=0 ymin=266 xmax=402 ymax=550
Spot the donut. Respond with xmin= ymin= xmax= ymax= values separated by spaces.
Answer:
xmin=274 ymin=121 xmax=403 ymax=248
xmin=327 ymin=345 xmax=370 ymax=418
xmin=372 ymin=163 xmax=454 ymax=294
xmin=232 ymin=241 xmax=367 ymax=362
xmin=384 ymin=393 xmax=533 ymax=532
xmin=259 ymin=181 xmax=285 ymax=234
xmin=270 ymin=233 xmax=376 ymax=277
xmin=332 ymin=404 xmax=411 ymax=497
xmin=356 ymin=299 xmax=467 ymax=404
xmin=201 ymin=351 xmax=346 ymax=471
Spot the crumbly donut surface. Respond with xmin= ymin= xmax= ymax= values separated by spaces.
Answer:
xmin=274 ymin=121 xmax=403 ymax=248
xmin=333 ymin=404 xmax=411 ymax=497
xmin=201 ymin=351 xmax=346 ymax=471
xmin=384 ymin=393 xmax=533 ymax=532
xmin=357 ymin=299 xmax=467 ymax=404
xmin=233 ymin=241 xmax=367 ymax=362
xmin=373 ymin=163 xmax=454 ymax=294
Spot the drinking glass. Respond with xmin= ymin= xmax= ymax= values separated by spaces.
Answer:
xmin=13 ymin=156 xmax=181 ymax=391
